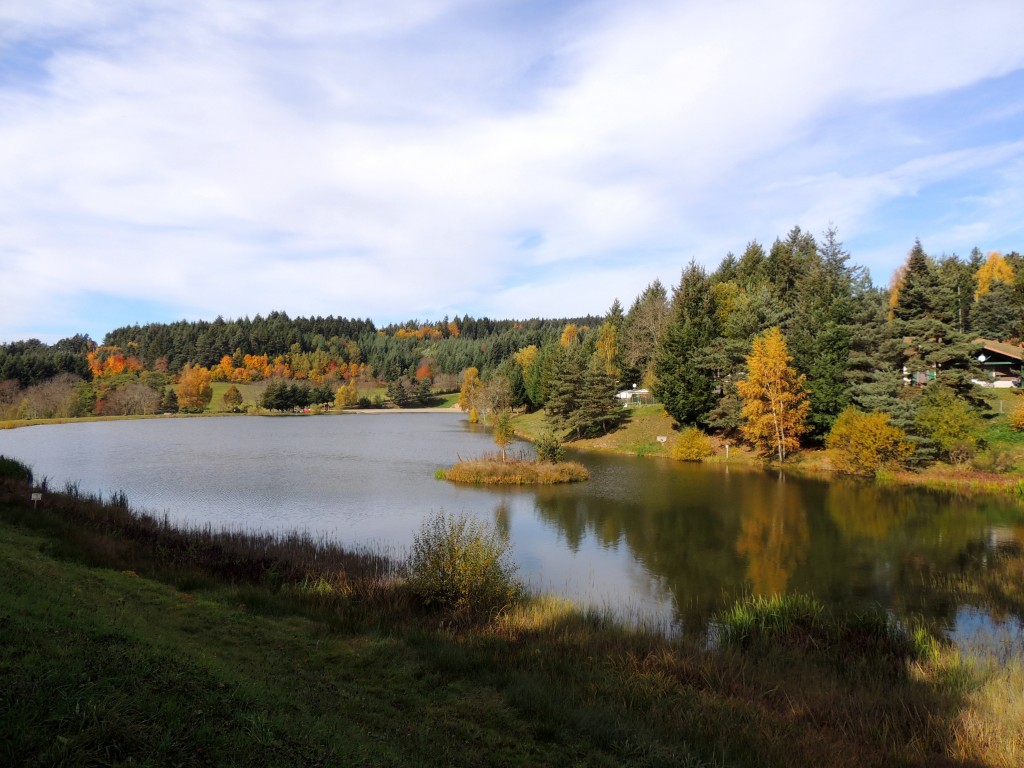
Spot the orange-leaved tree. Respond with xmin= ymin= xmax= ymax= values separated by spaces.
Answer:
xmin=177 ymin=364 xmax=213 ymax=413
xmin=736 ymin=327 xmax=809 ymax=463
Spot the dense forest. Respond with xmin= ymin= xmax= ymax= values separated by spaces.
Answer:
xmin=3 ymin=226 xmax=1023 ymax=467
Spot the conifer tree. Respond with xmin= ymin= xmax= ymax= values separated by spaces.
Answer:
xmin=788 ymin=226 xmax=855 ymax=439
xmin=654 ymin=262 xmax=719 ymax=426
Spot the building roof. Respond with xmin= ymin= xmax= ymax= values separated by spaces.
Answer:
xmin=976 ymin=338 xmax=1024 ymax=362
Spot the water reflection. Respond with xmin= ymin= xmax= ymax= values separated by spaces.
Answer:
xmin=2 ymin=415 xmax=1022 ymax=648
xmin=735 ymin=476 xmax=810 ymax=596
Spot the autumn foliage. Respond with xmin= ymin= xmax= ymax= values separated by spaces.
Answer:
xmin=736 ymin=327 xmax=810 ymax=463
xmin=974 ymin=251 xmax=1014 ymax=299
xmin=1010 ymin=399 xmax=1024 ymax=432
xmin=825 ymin=408 xmax=913 ymax=475
xmin=177 ymin=364 xmax=213 ymax=412
xmin=671 ymin=427 xmax=713 ymax=462
xmin=459 ymin=367 xmax=482 ymax=422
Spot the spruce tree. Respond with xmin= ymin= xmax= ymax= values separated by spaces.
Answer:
xmin=654 ymin=262 xmax=719 ymax=426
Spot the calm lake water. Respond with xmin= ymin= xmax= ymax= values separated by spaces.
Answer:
xmin=2 ymin=413 xmax=1023 ymax=648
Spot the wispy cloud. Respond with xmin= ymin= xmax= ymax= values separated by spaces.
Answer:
xmin=1 ymin=0 xmax=1023 ymax=341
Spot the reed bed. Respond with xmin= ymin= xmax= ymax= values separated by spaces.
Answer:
xmin=442 ymin=455 xmax=589 ymax=485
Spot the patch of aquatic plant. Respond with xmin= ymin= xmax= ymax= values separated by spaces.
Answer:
xmin=406 ymin=511 xmax=522 ymax=619
xmin=715 ymin=593 xmax=919 ymax=667
xmin=441 ymin=454 xmax=588 ymax=485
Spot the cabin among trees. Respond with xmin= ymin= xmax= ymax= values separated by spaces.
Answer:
xmin=973 ymin=339 xmax=1023 ymax=388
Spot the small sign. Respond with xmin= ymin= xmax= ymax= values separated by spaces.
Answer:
xmin=656 ymin=436 xmax=667 ymax=443
xmin=31 ymin=492 xmax=42 ymax=508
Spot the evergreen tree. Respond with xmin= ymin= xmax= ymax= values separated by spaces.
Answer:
xmin=788 ymin=226 xmax=855 ymax=439
xmin=160 ymin=386 xmax=179 ymax=413
xmin=574 ymin=363 xmax=624 ymax=438
xmin=544 ymin=343 xmax=585 ymax=438
xmin=619 ymin=280 xmax=669 ymax=389
xmin=735 ymin=240 xmax=768 ymax=289
xmin=654 ymin=262 xmax=719 ymax=426
xmin=972 ymin=282 xmax=1020 ymax=340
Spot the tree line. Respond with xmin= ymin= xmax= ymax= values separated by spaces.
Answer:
xmin=3 ymin=226 xmax=1022 ymax=471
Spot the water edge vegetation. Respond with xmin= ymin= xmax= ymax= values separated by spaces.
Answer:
xmin=1 ymin=456 xmax=1022 ymax=767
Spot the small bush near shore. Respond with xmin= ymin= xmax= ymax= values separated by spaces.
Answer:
xmin=0 ymin=455 xmax=33 ymax=483
xmin=671 ymin=427 xmax=713 ymax=461
xmin=406 ymin=511 xmax=521 ymax=615
xmin=442 ymin=456 xmax=588 ymax=485
xmin=826 ymin=407 xmax=913 ymax=475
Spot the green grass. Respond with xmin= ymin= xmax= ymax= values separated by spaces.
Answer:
xmin=2 ymin=475 xmax=1022 ymax=767
xmin=204 ymin=381 xmax=266 ymax=412
xmin=432 ymin=392 xmax=460 ymax=408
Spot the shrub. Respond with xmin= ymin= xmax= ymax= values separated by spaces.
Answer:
xmin=914 ymin=385 xmax=981 ymax=462
xmin=0 ymin=455 xmax=33 ymax=483
xmin=534 ymin=430 xmax=565 ymax=464
xmin=1010 ymin=399 xmax=1024 ymax=432
xmin=671 ymin=427 xmax=713 ymax=462
xmin=406 ymin=511 xmax=521 ymax=616
xmin=826 ymin=408 xmax=913 ymax=475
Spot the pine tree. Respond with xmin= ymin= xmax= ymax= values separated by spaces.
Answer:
xmin=619 ymin=280 xmax=669 ymax=389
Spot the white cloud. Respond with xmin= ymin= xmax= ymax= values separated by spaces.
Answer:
xmin=1 ymin=0 xmax=1024 ymax=340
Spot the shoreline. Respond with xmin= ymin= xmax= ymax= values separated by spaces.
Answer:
xmin=5 ymin=406 xmax=1024 ymax=502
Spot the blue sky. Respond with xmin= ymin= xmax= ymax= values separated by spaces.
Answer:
xmin=2 ymin=0 xmax=1023 ymax=343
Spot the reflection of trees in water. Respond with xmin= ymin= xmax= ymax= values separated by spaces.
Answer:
xmin=529 ymin=459 xmax=1024 ymax=639
xmin=826 ymin=479 xmax=915 ymax=541
xmin=735 ymin=476 xmax=809 ymax=595
xmin=531 ymin=463 xmax=752 ymax=630
xmin=926 ymin=526 xmax=1024 ymax=626
xmin=492 ymin=499 xmax=510 ymax=539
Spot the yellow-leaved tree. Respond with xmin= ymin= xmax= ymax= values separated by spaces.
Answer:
xmin=975 ymin=251 xmax=1014 ymax=299
xmin=458 ymin=367 xmax=482 ymax=423
xmin=736 ymin=327 xmax=809 ymax=463
xmin=177 ymin=364 xmax=213 ymax=413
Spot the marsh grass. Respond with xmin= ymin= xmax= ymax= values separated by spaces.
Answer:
xmin=442 ymin=454 xmax=589 ymax=485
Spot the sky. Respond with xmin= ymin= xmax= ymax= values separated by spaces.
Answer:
xmin=2 ymin=0 xmax=1024 ymax=344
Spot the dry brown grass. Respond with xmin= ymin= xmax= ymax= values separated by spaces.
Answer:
xmin=442 ymin=456 xmax=589 ymax=485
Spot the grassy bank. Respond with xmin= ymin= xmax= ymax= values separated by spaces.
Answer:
xmin=513 ymin=401 xmax=1024 ymax=500
xmin=1 ymin=468 xmax=1021 ymax=767
xmin=512 ymin=405 xmax=761 ymax=463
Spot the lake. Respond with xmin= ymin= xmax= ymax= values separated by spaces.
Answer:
xmin=2 ymin=412 xmax=1023 ymax=649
